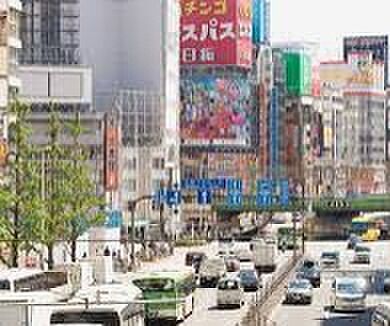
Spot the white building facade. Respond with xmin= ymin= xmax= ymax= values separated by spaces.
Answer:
xmin=0 ymin=0 xmax=22 ymax=139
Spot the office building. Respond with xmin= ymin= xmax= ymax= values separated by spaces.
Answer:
xmin=0 ymin=0 xmax=22 ymax=139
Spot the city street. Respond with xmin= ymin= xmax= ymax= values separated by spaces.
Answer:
xmin=270 ymin=241 xmax=390 ymax=326
xmin=123 ymin=241 xmax=292 ymax=326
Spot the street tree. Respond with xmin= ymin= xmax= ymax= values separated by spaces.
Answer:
xmin=66 ymin=112 xmax=104 ymax=262
xmin=0 ymin=101 xmax=42 ymax=267
xmin=37 ymin=108 xmax=71 ymax=269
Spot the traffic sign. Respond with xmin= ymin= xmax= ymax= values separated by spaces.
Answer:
xmin=197 ymin=189 xmax=212 ymax=205
xmin=256 ymin=179 xmax=273 ymax=207
xmin=166 ymin=189 xmax=181 ymax=207
xmin=227 ymin=192 xmax=243 ymax=207
xmin=227 ymin=179 xmax=243 ymax=192
xmin=279 ymin=179 xmax=290 ymax=206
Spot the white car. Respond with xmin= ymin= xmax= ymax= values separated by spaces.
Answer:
xmin=216 ymin=276 xmax=243 ymax=308
xmin=332 ymin=277 xmax=367 ymax=312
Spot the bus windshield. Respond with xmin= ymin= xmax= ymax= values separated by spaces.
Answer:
xmin=50 ymin=311 xmax=120 ymax=326
xmin=133 ymin=278 xmax=175 ymax=291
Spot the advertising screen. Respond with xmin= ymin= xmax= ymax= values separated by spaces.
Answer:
xmin=180 ymin=0 xmax=252 ymax=67
xmin=180 ymin=76 xmax=253 ymax=147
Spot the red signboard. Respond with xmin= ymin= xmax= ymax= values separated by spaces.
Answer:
xmin=180 ymin=0 xmax=252 ymax=67
xmin=104 ymin=114 xmax=119 ymax=192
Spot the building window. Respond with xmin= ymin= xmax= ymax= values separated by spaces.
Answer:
xmin=129 ymin=180 xmax=136 ymax=192
xmin=128 ymin=158 xmax=136 ymax=170
xmin=152 ymin=157 xmax=165 ymax=170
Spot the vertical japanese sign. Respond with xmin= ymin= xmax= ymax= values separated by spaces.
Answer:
xmin=252 ymin=0 xmax=265 ymax=44
xmin=180 ymin=0 xmax=252 ymax=67
xmin=270 ymin=87 xmax=279 ymax=178
xmin=104 ymin=113 xmax=119 ymax=191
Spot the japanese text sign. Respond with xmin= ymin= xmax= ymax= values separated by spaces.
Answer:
xmin=180 ymin=0 xmax=252 ymax=67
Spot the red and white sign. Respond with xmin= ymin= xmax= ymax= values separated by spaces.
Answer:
xmin=180 ymin=0 xmax=252 ymax=67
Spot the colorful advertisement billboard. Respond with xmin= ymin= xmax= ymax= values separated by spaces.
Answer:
xmin=343 ymin=35 xmax=388 ymax=85
xmin=252 ymin=0 xmax=265 ymax=44
xmin=180 ymin=0 xmax=252 ymax=67
xmin=180 ymin=76 xmax=253 ymax=146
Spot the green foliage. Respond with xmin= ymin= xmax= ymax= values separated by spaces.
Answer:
xmin=0 ymin=101 xmax=43 ymax=267
xmin=0 ymin=102 xmax=105 ymax=268
xmin=64 ymin=112 xmax=105 ymax=261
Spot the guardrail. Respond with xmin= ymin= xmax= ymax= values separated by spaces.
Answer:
xmin=241 ymin=254 xmax=303 ymax=326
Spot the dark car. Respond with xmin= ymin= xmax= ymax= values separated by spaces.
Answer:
xmin=347 ymin=235 xmax=362 ymax=250
xmin=185 ymin=251 xmax=206 ymax=273
xmin=239 ymin=270 xmax=260 ymax=292
xmin=296 ymin=259 xmax=321 ymax=287
xmin=383 ymin=271 xmax=390 ymax=293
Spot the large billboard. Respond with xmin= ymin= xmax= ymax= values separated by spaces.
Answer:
xmin=180 ymin=0 xmax=252 ymax=67
xmin=320 ymin=54 xmax=384 ymax=92
xmin=180 ymin=76 xmax=253 ymax=147
xmin=343 ymin=35 xmax=388 ymax=86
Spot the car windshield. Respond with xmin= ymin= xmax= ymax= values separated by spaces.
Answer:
xmin=337 ymin=282 xmax=362 ymax=294
xmin=133 ymin=278 xmax=174 ymax=291
xmin=240 ymin=271 xmax=256 ymax=280
xmin=321 ymin=252 xmax=337 ymax=259
xmin=355 ymin=246 xmax=370 ymax=252
xmin=302 ymin=260 xmax=316 ymax=269
xmin=290 ymin=281 xmax=310 ymax=289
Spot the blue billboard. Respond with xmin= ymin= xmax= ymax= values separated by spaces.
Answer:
xmin=252 ymin=0 xmax=265 ymax=44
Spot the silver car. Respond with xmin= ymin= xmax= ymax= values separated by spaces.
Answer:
xmin=285 ymin=279 xmax=313 ymax=305
xmin=332 ymin=277 xmax=367 ymax=312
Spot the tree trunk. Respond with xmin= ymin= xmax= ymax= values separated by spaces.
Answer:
xmin=47 ymin=245 xmax=54 ymax=270
xmin=71 ymin=238 xmax=77 ymax=262
xmin=11 ymin=241 xmax=18 ymax=268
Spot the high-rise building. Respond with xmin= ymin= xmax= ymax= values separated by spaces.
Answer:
xmin=0 ymin=0 xmax=22 ymax=139
xmin=20 ymin=0 xmax=80 ymax=65
xmin=317 ymin=53 xmax=387 ymax=195
xmin=79 ymin=0 xmax=181 ymax=232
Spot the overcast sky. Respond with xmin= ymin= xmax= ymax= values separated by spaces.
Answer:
xmin=271 ymin=0 xmax=390 ymax=60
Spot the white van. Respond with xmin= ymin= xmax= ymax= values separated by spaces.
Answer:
xmin=372 ymin=302 xmax=390 ymax=326
xmin=332 ymin=277 xmax=367 ymax=312
xmin=216 ymin=276 xmax=243 ymax=308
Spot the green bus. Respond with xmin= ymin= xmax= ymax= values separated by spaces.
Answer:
xmin=132 ymin=270 xmax=196 ymax=322
xmin=277 ymin=226 xmax=301 ymax=250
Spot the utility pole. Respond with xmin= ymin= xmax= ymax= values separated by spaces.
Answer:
xmin=127 ymin=195 xmax=153 ymax=271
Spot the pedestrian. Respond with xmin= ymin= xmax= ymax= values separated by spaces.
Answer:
xmin=103 ymin=246 xmax=111 ymax=256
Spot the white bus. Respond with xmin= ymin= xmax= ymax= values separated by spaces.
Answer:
xmin=0 ymin=269 xmax=66 ymax=292
xmin=0 ymin=289 xmax=66 ymax=326
xmin=50 ymin=284 xmax=145 ymax=326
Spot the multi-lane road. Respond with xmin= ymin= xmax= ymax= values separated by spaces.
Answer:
xmin=270 ymin=241 xmax=390 ymax=326
xmin=124 ymin=237 xmax=390 ymax=326
xmin=131 ymin=241 xmax=291 ymax=326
